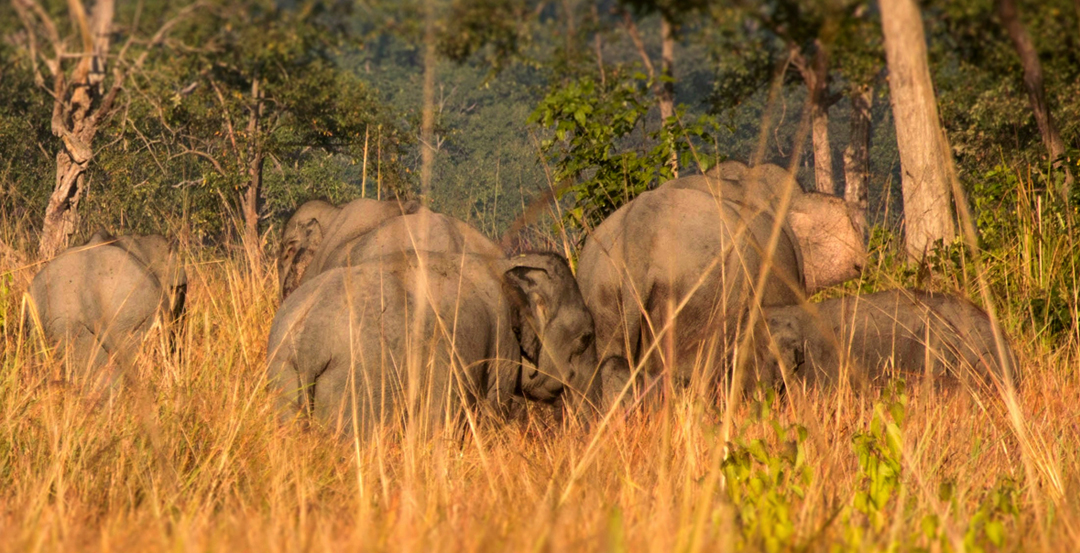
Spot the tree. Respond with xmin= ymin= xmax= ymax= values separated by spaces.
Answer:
xmin=842 ymin=83 xmax=873 ymax=233
xmin=156 ymin=0 xmax=387 ymax=264
xmin=790 ymin=37 xmax=838 ymax=194
xmin=878 ymin=0 xmax=956 ymax=259
xmin=834 ymin=2 xmax=883 ymax=233
xmin=12 ymin=0 xmax=198 ymax=257
xmin=714 ymin=0 xmax=856 ymax=195
xmin=995 ymin=0 xmax=1073 ymax=197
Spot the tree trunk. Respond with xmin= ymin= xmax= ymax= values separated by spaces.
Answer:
xmin=659 ymin=15 xmax=677 ymax=176
xmin=420 ymin=0 xmax=437 ymax=201
xmin=37 ymin=0 xmax=115 ymax=258
xmin=879 ymin=0 xmax=956 ymax=260
xmin=843 ymin=84 xmax=874 ymax=235
xmin=795 ymin=40 xmax=835 ymax=195
xmin=996 ymin=0 xmax=1074 ymax=197
xmin=241 ymin=77 xmax=264 ymax=265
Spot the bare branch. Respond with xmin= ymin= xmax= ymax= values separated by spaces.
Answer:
xmin=621 ymin=11 xmax=654 ymax=80
xmin=91 ymin=1 xmax=208 ymax=131
xmin=66 ymin=0 xmax=94 ymax=56
xmin=169 ymin=148 xmax=227 ymax=176
xmin=12 ymin=2 xmax=46 ymax=86
xmin=13 ymin=0 xmax=64 ymax=63
xmin=210 ymin=81 xmax=241 ymax=157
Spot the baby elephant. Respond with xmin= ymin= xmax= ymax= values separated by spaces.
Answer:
xmin=26 ymin=231 xmax=187 ymax=388
xmin=756 ymin=289 xmax=1020 ymax=392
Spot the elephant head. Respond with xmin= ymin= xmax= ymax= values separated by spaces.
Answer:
xmin=502 ymin=253 xmax=601 ymax=412
xmin=786 ymin=193 xmax=866 ymax=292
xmin=693 ymin=162 xmax=867 ymax=292
xmin=278 ymin=198 xmax=424 ymax=298
xmin=278 ymin=200 xmax=341 ymax=299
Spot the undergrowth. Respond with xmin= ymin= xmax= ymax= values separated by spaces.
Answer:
xmin=0 ymin=167 xmax=1077 ymax=552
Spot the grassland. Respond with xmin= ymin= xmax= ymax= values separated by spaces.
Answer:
xmin=0 ymin=172 xmax=1078 ymax=552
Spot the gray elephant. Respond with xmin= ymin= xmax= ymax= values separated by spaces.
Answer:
xmin=277 ymin=198 xmax=421 ymax=298
xmin=277 ymin=198 xmax=505 ymax=298
xmin=661 ymin=161 xmax=867 ymax=290
xmin=579 ymin=165 xmax=865 ymax=405
xmin=756 ymin=289 xmax=1020 ymax=392
xmin=266 ymin=251 xmax=601 ymax=436
xmin=26 ymin=231 xmax=187 ymax=387
xmin=317 ymin=209 xmax=506 ymax=273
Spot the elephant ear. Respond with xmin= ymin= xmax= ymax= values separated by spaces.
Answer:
xmin=280 ymin=218 xmax=325 ymax=298
xmin=503 ymin=263 xmax=552 ymax=364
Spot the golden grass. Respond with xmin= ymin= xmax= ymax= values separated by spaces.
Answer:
xmin=0 ymin=230 xmax=1078 ymax=553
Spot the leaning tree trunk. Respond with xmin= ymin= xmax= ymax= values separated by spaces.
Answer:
xmin=659 ymin=14 xmax=677 ymax=177
xmin=996 ymin=0 xmax=1074 ymax=197
xmin=36 ymin=0 xmax=116 ymax=259
xmin=843 ymin=84 xmax=874 ymax=235
xmin=879 ymin=0 xmax=956 ymax=260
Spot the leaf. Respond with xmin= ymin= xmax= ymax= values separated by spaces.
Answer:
xmin=984 ymin=520 xmax=1005 ymax=547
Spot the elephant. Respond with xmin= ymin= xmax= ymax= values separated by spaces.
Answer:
xmin=277 ymin=198 xmax=506 ymax=299
xmin=755 ymin=289 xmax=1021 ymax=392
xmin=266 ymin=250 xmax=601 ymax=436
xmin=317 ymin=209 xmax=506 ymax=273
xmin=579 ymin=165 xmax=865 ymax=405
xmin=661 ymin=160 xmax=866 ymax=291
xmin=26 ymin=231 xmax=187 ymax=388
xmin=578 ymin=187 xmax=808 ymax=405
xmin=277 ymin=198 xmax=421 ymax=298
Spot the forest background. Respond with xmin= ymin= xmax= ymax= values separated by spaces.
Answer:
xmin=3 ymin=0 xmax=1076 ymax=257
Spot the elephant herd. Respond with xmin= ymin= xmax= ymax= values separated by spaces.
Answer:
xmin=24 ymin=161 xmax=1022 ymax=437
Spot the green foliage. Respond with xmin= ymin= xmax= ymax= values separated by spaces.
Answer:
xmin=2 ymin=0 xmax=407 ymax=243
xmin=439 ymin=0 xmax=535 ymax=71
xmin=849 ymin=381 xmax=907 ymax=534
xmin=530 ymin=71 xmax=718 ymax=232
xmin=716 ymin=381 xmax=1025 ymax=551
xmin=0 ymin=40 xmax=57 ymax=227
xmin=721 ymin=390 xmax=811 ymax=553
xmin=930 ymin=0 xmax=1080 ymax=183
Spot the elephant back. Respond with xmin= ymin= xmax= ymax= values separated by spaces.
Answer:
xmin=346 ymin=212 xmax=505 ymax=263
xmin=301 ymin=198 xmax=421 ymax=281
xmin=27 ymin=235 xmax=173 ymax=378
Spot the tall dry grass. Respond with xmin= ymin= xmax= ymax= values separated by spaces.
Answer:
xmin=1 ymin=171 xmax=1079 ymax=552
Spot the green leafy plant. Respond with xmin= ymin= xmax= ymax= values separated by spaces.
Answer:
xmin=721 ymin=389 xmax=812 ymax=553
xmin=529 ymin=71 xmax=718 ymax=234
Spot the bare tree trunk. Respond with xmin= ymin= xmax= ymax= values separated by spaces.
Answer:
xmin=241 ymin=77 xmax=264 ymax=265
xmin=33 ymin=0 xmax=115 ymax=258
xmin=592 ymin=4 xmax=606 ymax=87
xmin=420 ymin=0 xmax=437 ymax=203
xmin=843 ymin=84 xmax=874 ymax=234
xmin=659 ymin=15 xmax=677 ymax=176
xmin=794 ymin=40 xmax=836 ymax=195
xmin=996 ymin=0 xmax=1074 ymax=196
xmin=879 ymin=0 xmax=956 ymax=260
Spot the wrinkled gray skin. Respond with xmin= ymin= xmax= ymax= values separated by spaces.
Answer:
xmin=756 ymin=289 xmax=1021 ymax=392
xmin=328 ymin=209 xmax=506 ymax=269
xmin=661 ymin=160 xmax=867 ymax=291
xmin=578 ymin=185 xmax=808 ymax=405
xmin=277 ymin=198 xmax=421 ymax=298
xmin=277 ymin=198 xmax=506 ymax=299
xmin=266 ymin=251 xmax=601 ymax=435
xmin=27 ymin=231 xmax=187 ymax=387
